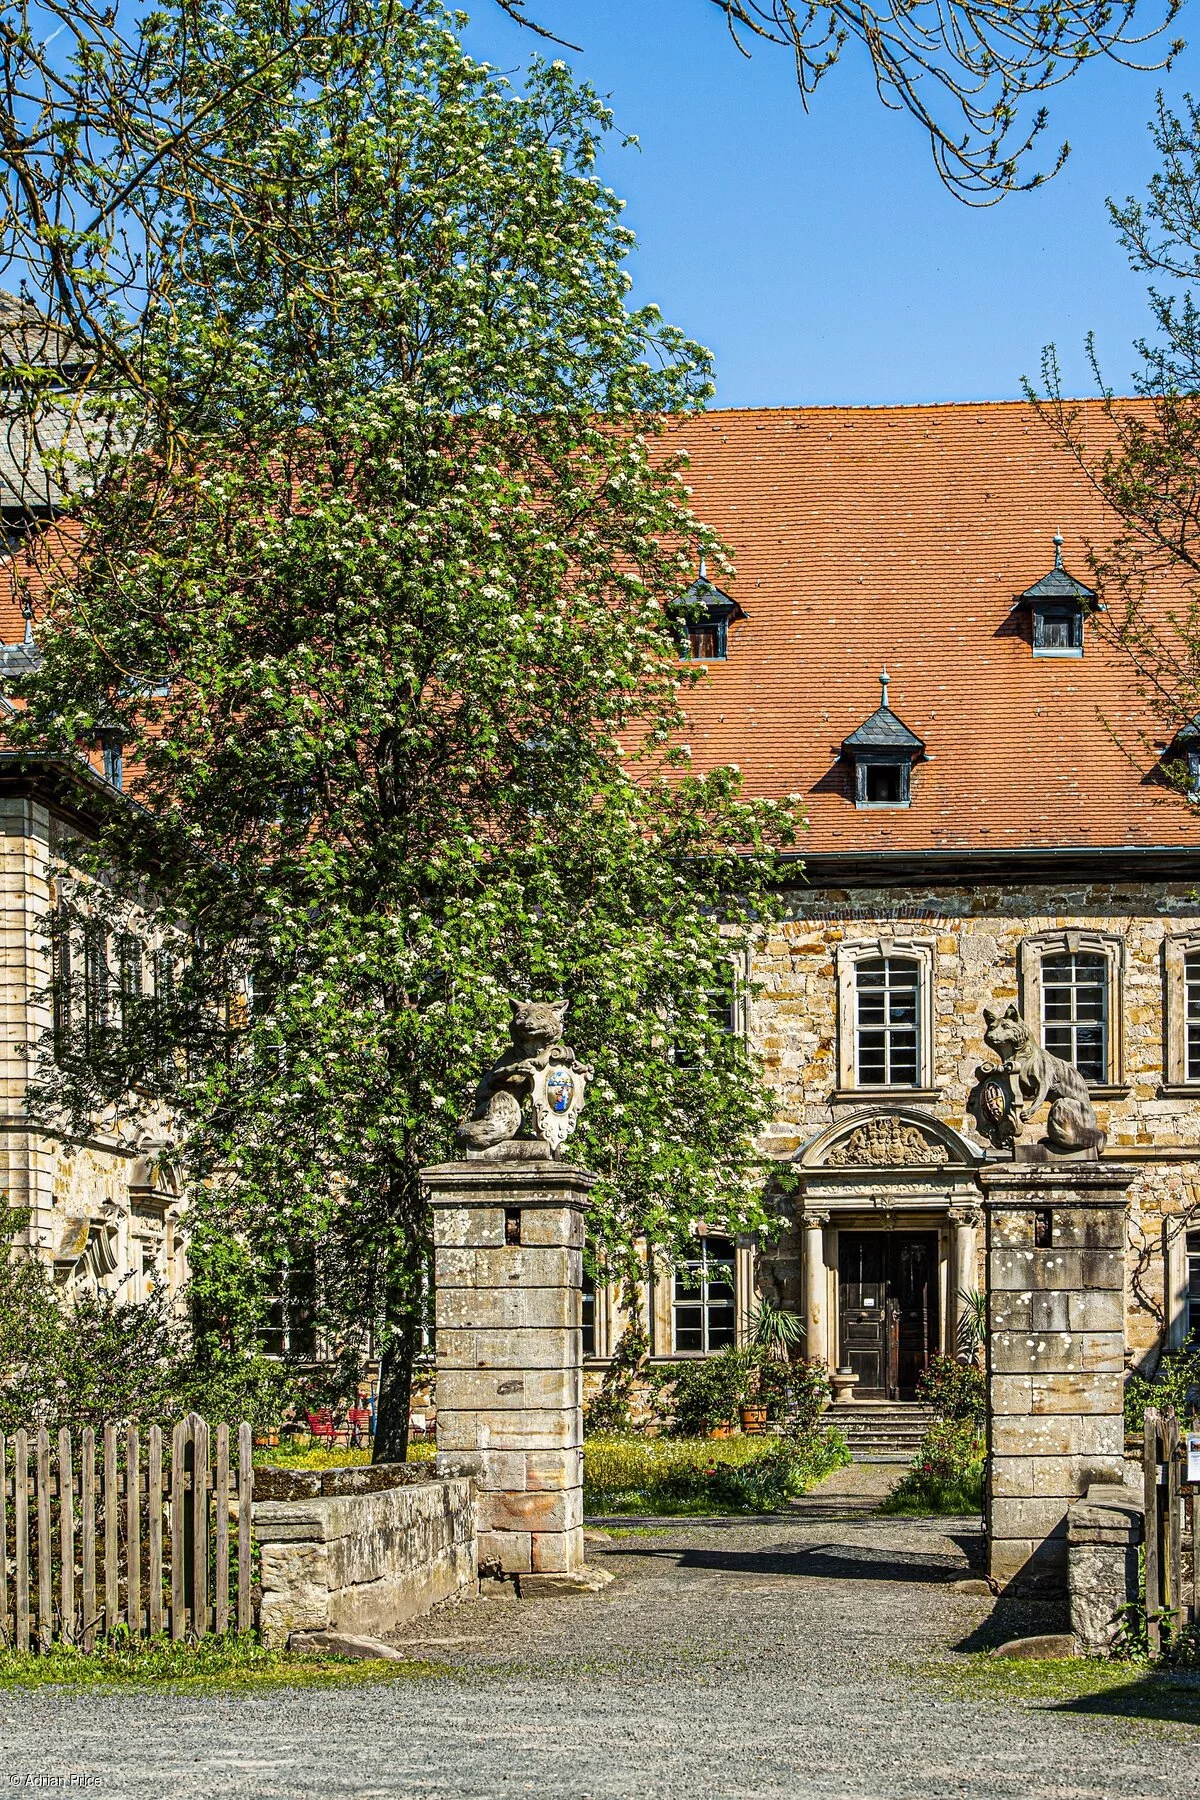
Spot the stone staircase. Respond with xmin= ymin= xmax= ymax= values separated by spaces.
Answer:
xmin=828 ymin=1402 xmax=934 ymax=1464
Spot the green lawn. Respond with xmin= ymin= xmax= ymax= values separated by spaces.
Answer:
xmin=0 ymin=1634 xmax=443 ymax=1691
xmin=583 ymin=1430 xmax=847 ymax=1515
xmin=252 ymin=1441 xmax=436 ymax=1469
xmin=921 ymin=1654 xmax=1200 ymax=1729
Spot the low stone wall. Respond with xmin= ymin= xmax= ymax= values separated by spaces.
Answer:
xmin=254 ymin=1464 xmax=476 ymax=1648
xmin=1067 ymin=1482 xmax=1144 ymax=1655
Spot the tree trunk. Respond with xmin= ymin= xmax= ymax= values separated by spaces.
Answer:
xmin=372 ymin=1326 xmax=415 ymax=1464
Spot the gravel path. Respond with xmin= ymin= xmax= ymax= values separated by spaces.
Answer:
xmin=1 ymin=1503 xmax=1195 ymax=1800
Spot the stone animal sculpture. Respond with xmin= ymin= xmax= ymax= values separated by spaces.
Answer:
xmin=457 ymin=998 xmax=590 ymax=1159
xmin=980 ymin=1002 xmax=1106 ymax=1154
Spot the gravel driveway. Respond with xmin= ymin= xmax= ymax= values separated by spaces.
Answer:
xmin=1 ymin=1506 xmax=1195 ymax=1800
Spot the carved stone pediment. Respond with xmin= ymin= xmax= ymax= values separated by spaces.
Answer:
xmin=825 ymin=1115 xmax=949 ymax=1168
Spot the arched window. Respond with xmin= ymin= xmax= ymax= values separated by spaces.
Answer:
xmin=855 ymin=957 xmax=920 ymax=1087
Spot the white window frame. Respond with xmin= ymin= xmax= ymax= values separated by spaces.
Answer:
xmin=1018 ymin=929 xmax=1125 ymax=1091
xmin=835 ymin=936 xmax=937 ymax=1095
xmin=671 ymin=1234 xmax=739 ymax=1356
xmin=1163 ymin=932 xmax=1200 ymax=1090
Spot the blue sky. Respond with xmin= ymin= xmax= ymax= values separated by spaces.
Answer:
xmin=464 ymin=0 xmax=1196 ymax=408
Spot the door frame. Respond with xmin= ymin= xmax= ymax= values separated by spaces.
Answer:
xmin=835 ymin=1225 xmax=942 ymax=1400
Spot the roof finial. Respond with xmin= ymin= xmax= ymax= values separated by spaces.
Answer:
xmin=20 ymin=591 xmax=32 ymax=646
xmin=698 ymin=547 xmax=707 ymax=583
xmin=879 ymin=667 xmax=890 ymax=710
xmin=1053 ymin=528 xmax=1064 ymax=572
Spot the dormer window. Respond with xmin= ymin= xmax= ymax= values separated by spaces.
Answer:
xmin=1163 ymin=714 xmax=1200 ymax=800
xmin=1017 ymin=532 xmax=1094 ymax=659
xmin=670 ymin=561 xmax=746 ymax=662
xmin=841 ymin=671 xmax=924 ymax=810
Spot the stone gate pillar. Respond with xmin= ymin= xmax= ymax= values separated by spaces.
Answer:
xmin=424 ymin=1159 xmax=596 ymax=1588
xmin=978 ymin=1162 xmax=1132 ymax=1591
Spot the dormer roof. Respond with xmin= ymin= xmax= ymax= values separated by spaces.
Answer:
xmin=841 ymin=672 xmax=924 ymax=755
xmin=1018 ymin=532 xmax=1095 ymax=604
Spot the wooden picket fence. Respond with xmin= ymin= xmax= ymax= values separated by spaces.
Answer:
xmin=1142 ymin=1404 xmax=1200 ymax=1654
xmin=0 ymin=1413 xmax=254 ymax=1652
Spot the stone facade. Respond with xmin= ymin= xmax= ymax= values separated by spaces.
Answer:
xmin=0 ymin=769 xmax=185 ymax=1304
xmin=586 ymin=875 xmax=1200 ymax=1381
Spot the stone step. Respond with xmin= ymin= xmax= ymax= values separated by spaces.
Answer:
xmin=826 ymin=1403 xmax=935 ymax=1464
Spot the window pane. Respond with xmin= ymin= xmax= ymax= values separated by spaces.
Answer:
xmin=1040 ymin=951 xmax=1107 ymax=1081
xmin=674 ymin=1311 xmax=703 ymax=1352
xmin=1188 ymin=1232 xmax=1200 ymax=1342
xmin=856 ymin=957 xmax=921 ymax=1087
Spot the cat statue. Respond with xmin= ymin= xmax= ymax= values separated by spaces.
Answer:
xmin=457 ymin=998 xmax=591 ymax=1160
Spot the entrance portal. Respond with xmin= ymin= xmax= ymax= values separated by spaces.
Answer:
xmin=837 ymin=1230 xmax=938 ymax=1399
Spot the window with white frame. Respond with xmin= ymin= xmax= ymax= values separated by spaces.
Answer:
xmin=855 ymin=957 xmax=920 ymax=1087
xmin=1163 ymin=935 xmax=1200 ymax=1089
xmin=673 ymin=1235 xmax=736 ymax=1353
xmin=835 ymin=938 xmax=936 ymax=1093
xmin=1041 ymin=951 xmax=1107 ymax=1082
xmin=1187 ymin=955 xmax=1200 ymax=1083
xmin=1018 ymin=931 xmax=1124 ymax=1089
xmin=1189 ymin=1232 xmax=1200 ymax=1344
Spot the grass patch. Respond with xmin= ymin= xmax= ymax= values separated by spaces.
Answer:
xmin=923 ymin=1653 xmax=1200 ymax=1729
xmin=252 ymin=1441 xmax=436 ymax=1469
xmin=879 ymin=1473 xmax=984 ymax=1517
xmin=0 ymin=1633 xmax=443 ymax=1692
xmin=583 ymin=1429 xmax=848 ymax=1515
xmin=879 ymin=1419 xmax=984 ymax=1516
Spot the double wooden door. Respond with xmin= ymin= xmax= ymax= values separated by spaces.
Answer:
xmin=837 ymin=1230 xmax=938 ymax=1400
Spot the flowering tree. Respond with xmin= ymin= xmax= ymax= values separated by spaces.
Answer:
xmin=14 ymin=2 xmax=803 ymax=1457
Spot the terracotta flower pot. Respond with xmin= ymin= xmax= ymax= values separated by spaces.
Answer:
xmin=706 ymin=1423 xmax=737 ymax=1439
xmin=740 ymin=1404 xmax=768 ymax=1435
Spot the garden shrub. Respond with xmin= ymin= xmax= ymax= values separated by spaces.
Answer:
xmin=881 ymin=1418 xmax=985 ymax=1516
xmin=916 ymin=1353 xmax=986 ymax=1428
xmin=653 ymin=1348 xmax=754 ymax=1436
xmin=1123 ymin=1337 xmax=1200 ymax=1436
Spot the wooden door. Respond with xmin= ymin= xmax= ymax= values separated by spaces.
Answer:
xmin=837 ymin=1230 xmax=939 ymax=1400
xmin=837 ymin=1232 xmax=888 ymax=1395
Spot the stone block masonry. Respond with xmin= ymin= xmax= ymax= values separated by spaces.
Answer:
xmin=254 ymin=1465 xmax=476 ymax=1648
xmin=424 ymin=1158 xmax=596 ymax=1582
xmin=979 ymin=1162 xmax=1133 ymax=1592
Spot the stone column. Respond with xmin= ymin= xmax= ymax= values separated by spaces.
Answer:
xmin=424 ymin=1158 xmax=596 ymax=1590
xmin=803 ymin=1210 xmax=831 ymax=1369
xmin=949 ymin=1204 xmax=982 ymax=1357
xmin=978 ymin=1162 xmax=1133 ymax=1592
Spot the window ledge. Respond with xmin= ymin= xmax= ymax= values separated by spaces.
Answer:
xmin=1088 ymin=1085 xmax=1130 ymax=1100
xmin=1157 ymin=1084 xmax=1200 ymax=1098
xmin=1032 ymin=647 xmax=1084 ymax=659
xmin=829 ymin=1087 xmax=943 ymax=1105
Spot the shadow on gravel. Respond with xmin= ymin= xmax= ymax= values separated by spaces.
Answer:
xmin=954 ymin=1589 xmax=1070 ymax=1651
xmin=604 ymin=1540 xmax=972 ymax=1585
xmin=1051 ymin=1674 xmax=1200 ymax=1726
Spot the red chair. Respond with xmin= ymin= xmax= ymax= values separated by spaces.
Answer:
xmin=346 ymin=1405 xmax=372 ymax=1448
xmin=306 ymin=1408 xmax=336 ymax=1445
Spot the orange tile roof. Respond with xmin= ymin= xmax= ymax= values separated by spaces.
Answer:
xmin=666 ymin=400 xmax=1200 ymax=857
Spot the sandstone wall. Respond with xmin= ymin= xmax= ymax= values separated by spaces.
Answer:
xmin=254 ymin=1465 xmax=477 ymax=1647
xmin=744 ymin=879 xmax=1200 ymax=1364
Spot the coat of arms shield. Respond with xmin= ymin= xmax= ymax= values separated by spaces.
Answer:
xmin=531 ymin=1061 xmax=585 ymax=1152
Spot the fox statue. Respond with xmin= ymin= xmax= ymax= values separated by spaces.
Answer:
xmin=457 ymin=998 xmax=590 ymax=1159
xmin=981 ymin=1002 xmax=1106 ymax=1154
